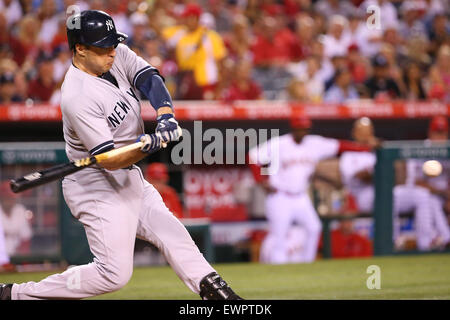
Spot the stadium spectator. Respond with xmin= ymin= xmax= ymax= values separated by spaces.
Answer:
xmin=324 ymin=54 xmax=349 ymax=90
xmin=145 ymin=163 xmax=184 ymax=219
xmin=322 ymin=15 xmax=352 ymax=59
xmin=0 ymin=181 xmax=32 ymax=256
xmin=283 ymin=78 xmax=309 ymax=102
xmin=314 ymin=0 xmax=355 ymax=17
xmin=222 ymin=60 xmax=262 ymax=102
xmin=206 ymin=0 xmax=235 ymax=34
xmin=52 ymin=44 xmax=71 ymax=84
xmin=326 ymin=214 xmax=373 ymax=258
xmin=223 ymin=14 xmax=253 ymax=62
xmin=324 ymin=68 xmax=359 ymax=103
xmin=398 ymin=0 xmax=428 ymax=41
xmin=296 ymin=56 xmax=325 ymax=103
xmin=20 ymin=0 xmax=34 ymax=15
xmin=378 ymin=43 xmax=407 ymax=96
xmin=162 ymin=3 xmax=227 ymax=100
xmin=9 ymin=14 xmax=41 ymax=67
xmin=405 ymin=36 xmax=432 ymax=71
xmin=27 ymin=52 xmax=56 ymax=102
xmin=427 ymin=44 xmax=450 ymax=102
xmin=0 ymin=0 xmax=23 ymax=27
xmin=362 ymin=53 xmax=401 ymax=100
xmin=427 ymin=13 xmax=450 ymax=58
xmin=381 ymin=24 xmax=404 ymax=53
xmin=37 ymin=0 xmax=60 ymax=45
xmin=0 ymin=71 xmax=22 ymax=103
xmin=127 ymin=11 xmax=151 ymax=50
xmin=50 ymin=14 xmax=72 ymax=51
xmin=105 ymin=0 xmax=133 ymax=37
xmin=403 ymin=62 xmax=427 ymax=100
xmin=347 ymin=44 xmax=370 ymax=86
xmin=290 ymin=14 xmax=317 ymax=62
xmin=251 ymin=15 xmax=296 ymax=67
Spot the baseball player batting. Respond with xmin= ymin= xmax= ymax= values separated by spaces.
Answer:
xmin=0 ymin=10 xmax=241 ymax=300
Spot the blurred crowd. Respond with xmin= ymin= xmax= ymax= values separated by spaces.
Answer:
xmin=0 ymin=0 xmax=449 ymax=104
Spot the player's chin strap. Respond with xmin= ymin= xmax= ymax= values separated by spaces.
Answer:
xmin=199 ymin=272 xmax=243 ymax=300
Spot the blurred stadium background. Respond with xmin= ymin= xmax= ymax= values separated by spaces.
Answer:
xmin=0 ymin=0 xmax=450 ymax=298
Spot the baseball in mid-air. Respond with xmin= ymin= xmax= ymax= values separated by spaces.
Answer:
xmin=422 ymin=160 xmax=443 ymax=177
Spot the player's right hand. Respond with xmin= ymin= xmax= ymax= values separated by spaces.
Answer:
xmin=138 ymin=133 xmax=161 ymax=154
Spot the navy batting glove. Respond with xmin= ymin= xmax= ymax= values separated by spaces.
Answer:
xmin=156 ymin=114 xmax=181 ymax=144
xmin=137 ymin=133 xmax=161 ymax=154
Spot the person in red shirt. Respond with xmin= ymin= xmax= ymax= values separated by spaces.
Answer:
xmin=290 ymin=15 xmax=317 ymax=62
xmin=251 ymin=15 xmax=296 ymax=67
xmin=223 ymin=60 xmax=262 ymax=101
xmin=27 ymin=52 xmax=56 ymax=102
xmin=145 ymin=163 xmax=184 ymax=219
xmin=329 ymin=217 xmax=373 ymax=258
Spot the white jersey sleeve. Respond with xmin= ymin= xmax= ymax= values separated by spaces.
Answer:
xmin=307 ymin=135 xmax=340 ymax=160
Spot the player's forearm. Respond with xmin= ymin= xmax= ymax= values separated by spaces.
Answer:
xmin=137 ymin=72 xmax=174 ymax=113
xmin=99 ymin=148 xmax=147 ymax=171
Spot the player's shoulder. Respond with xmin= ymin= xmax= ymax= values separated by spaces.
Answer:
xmin=115 ymin=43 xmax=129 ymax=55
xmin=60 ymin=67 xmax=102 ymax=113
xmin=114 ymin=43 xmax=136 ymax=61
xmin=303 ymin=134 xmax=330 ymax=144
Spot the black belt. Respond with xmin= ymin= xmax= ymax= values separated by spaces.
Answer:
xmin=121 ymin=165 xmax=134 ymax=170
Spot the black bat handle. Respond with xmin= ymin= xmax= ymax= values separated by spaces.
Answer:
xmin=10 ymin=156 xmax=97 ymax=193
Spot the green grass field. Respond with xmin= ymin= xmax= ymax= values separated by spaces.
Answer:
xmin=1 ymin=254 xmax=449 ymax=299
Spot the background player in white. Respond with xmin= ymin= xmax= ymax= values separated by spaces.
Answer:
xmin=249 ymin=115 xmax=373 ymax=264
xmin=404 ymin=116 xmax=450 ymax=249
xmin=0 ymin=10 xmax=241 ymax=300
xmin=0 ymin=206 xmax=9 ymax=271
xmin=340 ymin=117 xmax=444 ymax=251
xmin=0 ymin=181 xmax=32 ymax=257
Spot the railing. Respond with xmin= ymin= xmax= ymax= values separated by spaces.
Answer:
xmin=0 ymin=100 xmax=448 ymax=122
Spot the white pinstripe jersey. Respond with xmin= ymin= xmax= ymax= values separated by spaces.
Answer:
xmin=61 ymin=44 xmax=155 ymax=161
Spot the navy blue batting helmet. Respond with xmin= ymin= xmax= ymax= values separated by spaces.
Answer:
xmin=66 ymin=10 xmax=128 ymax=50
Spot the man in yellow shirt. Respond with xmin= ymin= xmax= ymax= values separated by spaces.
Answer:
xmin=163 ymin=4 xmax=227 ymax=100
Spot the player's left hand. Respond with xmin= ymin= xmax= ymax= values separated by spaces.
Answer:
xmin=156 ymin=114 xmax=181 ymax=144
xmin=137 ymin=133 xmax=162 ymax=154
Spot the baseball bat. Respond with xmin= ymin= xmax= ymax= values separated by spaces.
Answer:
xmin=10 ymin=127 xmax=182 ymax=193
xmin=10 ymin=141 xmax=145 ymax=193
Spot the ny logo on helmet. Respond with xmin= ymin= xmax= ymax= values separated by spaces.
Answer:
xmin=106 ymin=20 xmax=114 ymax=31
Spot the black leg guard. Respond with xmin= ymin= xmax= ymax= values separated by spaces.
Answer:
xmin=0 ymin=284 xmax=12 ymax=300
xmin=199 ymin=272 xmax=243 ymax=300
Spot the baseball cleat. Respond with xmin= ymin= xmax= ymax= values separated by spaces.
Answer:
xmin=199 ymin=272 xmax=243 ymax=300
xmin=0 ymin=284 xmax=12 ymax=300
